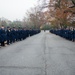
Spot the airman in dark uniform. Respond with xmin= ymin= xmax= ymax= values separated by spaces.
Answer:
xmin=6 ymin=27 xmax=11 ymax=45
xmin=0 ymin=25 xmax=6 ymax=46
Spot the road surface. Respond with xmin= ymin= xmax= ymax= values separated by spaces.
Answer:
xmin=0 ymin=31 xmax=75 ymax=75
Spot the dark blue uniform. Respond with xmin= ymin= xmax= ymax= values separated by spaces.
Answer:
xmin=6 ymin=28 xmax=11 ymax=45
xmin=0 ymin=28 xmax=6 ymax=46
xmin=50 ymin=28 xmax=75 ymax=42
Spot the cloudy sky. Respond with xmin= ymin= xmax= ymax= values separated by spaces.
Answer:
xmin=0 ymin=0 xmax=38 ymax=21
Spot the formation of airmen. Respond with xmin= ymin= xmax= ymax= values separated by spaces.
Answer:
xmin=50 ymin=27 xmax=75 ymax=42
xmin=0 ymin=25 xmax=40 ymax=47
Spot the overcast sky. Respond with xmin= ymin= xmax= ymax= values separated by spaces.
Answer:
xmin=0 ymin=0 xmax=38 ymax=21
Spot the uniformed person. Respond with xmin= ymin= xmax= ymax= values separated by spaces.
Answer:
xmin=6 ymin=27 xmax=11 ymax=45
xmin=0 ymin=25 xmax=6 ymax=46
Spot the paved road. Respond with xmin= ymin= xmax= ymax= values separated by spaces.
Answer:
xmin=0 ymin=31 xmax=75 ymax=75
